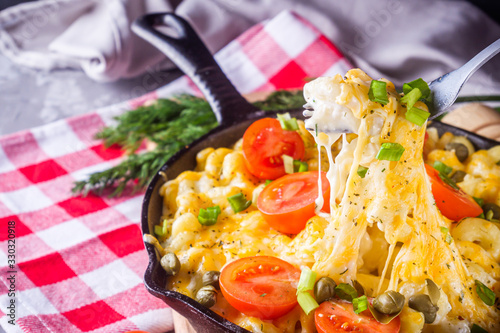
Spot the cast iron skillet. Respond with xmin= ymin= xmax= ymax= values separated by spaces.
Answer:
xmin=132 ymin=13 xmax=500 ymax=333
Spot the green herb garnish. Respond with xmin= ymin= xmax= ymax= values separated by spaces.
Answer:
xmin=72 ymin=91 xmax=305 ymax=197
xmin=357 ymin=166 xmax=368 ymax=178
xmin=198 ymin=205 xmax=221 ymax=226
xmin=376 ymin=143 xmax=405 ymax=161
xmin=475 ymin=280 xmax=495 ymax=306
xmin=227 ymin=193 xmax=252 ymax=213
xmin=368 ymin=80 xmax=389 ymax=105
xmin=433 ymin=161 xmax=453 ymax=176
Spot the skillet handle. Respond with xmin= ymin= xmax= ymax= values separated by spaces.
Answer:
xmin=132 ymin=13 xmax=259 ymax=126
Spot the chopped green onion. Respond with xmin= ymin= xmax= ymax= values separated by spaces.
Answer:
xmin=315 ymin=123 xmax=318 ymax=137
xmin=403 ymin=78 xmax=430 ymax=99
xmin=294 ymin=160 xmax=308 ymax=173
xmin=486 ymin=210 xmax=495 ymax=221
xmin=297 ymin=268 xmax=317 ymax=293
xmin=400 ymin=88 xmax=422 ymax=110
xmin=438 ymin=172 xmax=460 ymax=190
xmin=335 ymin=283 xmax=358 ymax=302
xmin=440 ymin=227 xmax=453 ymax=244
xmin=277 ymin=113 xmax=299 ymax=131
xmin=433 ymin=161 xmax=453 ymax=176
xmin=471 ymin=323 xmax=489 ymax=333
xmin=154 ymin=220 xmax=168 ymax=237
xmin=198 ymin=205 xmax=221 ymax=226
xmin=475 ymin=280 xmax=495 ymax=306
xmin=297 ymin=292 xmax=319 ymax=315
xmin=406 ymin=107 xmax=430 ymax=126
xmin=473 ymin=197 xmax=484 ymax=207
xmin=353 ymin=295 xmax=368 ymax=314
xmin=368 ymin=80 xmax=389 ymax=105
xmin=376 ymin=143 xmax=405 ymax=161
xmin=357 ymin=166 xmax=368 ymax=178
xmin=227 ymin=193 xmax=252 ymax=213
xmin=265 ymin=179 xmax=273 ymax=186
xmin=283 ymin=154 xmax=294 ymax=174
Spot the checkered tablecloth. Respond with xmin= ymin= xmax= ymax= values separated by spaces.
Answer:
xmin=0 ymin=11 xmax=351 ymax=333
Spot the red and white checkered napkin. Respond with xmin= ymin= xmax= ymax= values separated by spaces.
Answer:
xmin=0 ymin=11 xmax=351 ymax=333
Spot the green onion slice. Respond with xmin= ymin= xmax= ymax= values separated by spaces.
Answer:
xmin=264 ymin=179 xmax=273 ymax=186
xmin=335 ymin=283 xmax=358 ymax=302
xmin=154 ymin=220 xmax=168 ymax=237
xmin=403 ymin=78 xmax=430 ymax=99
xmin=433 ymin=161 xmax=453 ymax=176
xmin=471 ymin=323 xmax=489 ymax=333
xmin=277 ymin=112 xmax=299 ymax=131
xmin=440 ymin=227 xmax=453 ymax=244
xmin=297 ymin=268 xmax=317 ymax=293
xmin=400 ymin=88 xmax=422 ymax=110
xmin=376 ymin=143 xmax=405 ymax=161
xmin=198 ymin=205 xmax=221 ymax=226
xmin=353 ymin=295 xmax=368 ymax=314
xmin=368 ymin=80 xmax=389 ymax=105
xmin=357 ymin=166 xmax=368 ymax=178
xmin=294 ymin=160 xmax=308 ymax=173
xmin=475 ymin=280 xmax=495 ymax=306
xmin=297 ymin=292 xmax=319 ymax=315
xmin=406 ymin=107 xmax=430 ymax=126
xmin=283 ymin=154 xmax=294 ymax=174
xmin=227 ymin=193 xmax=252 ymax=213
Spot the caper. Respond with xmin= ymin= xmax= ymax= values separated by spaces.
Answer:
xmin=160 ymin=252 xmax=181 ymax=276
xmin=202 ymin=271 xmax=221 ymax=290
xmin=482 ymin=203 xmax=500 ymax=220
xmin=373 ymin=290 xmax=405 ymax=315
xmin=195 ymin=285 xmax=217 ymax=308
xmin=408 ymin=294 xmax=439 ymax=324
xmin=450 ymin=170 xmax=466 ymax=183
xmin=445 ymin=142 xmax=469 ymax=162
xmin=314 ymin=277 xmax=336 ymax=304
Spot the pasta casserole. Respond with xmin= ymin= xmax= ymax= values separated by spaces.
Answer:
xmin=147 ymin=69 xmax=500 ymax=332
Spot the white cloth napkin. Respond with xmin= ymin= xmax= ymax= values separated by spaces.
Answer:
xmin=1 ymin=0 xmax=500 ymax=96
xmin=0 ymin=0 xmax=174 ymax=82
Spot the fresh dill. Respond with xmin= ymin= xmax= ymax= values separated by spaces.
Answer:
xmin=72 ymin=91 xmax=305 ymax=197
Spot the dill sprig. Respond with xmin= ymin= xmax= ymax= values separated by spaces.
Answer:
xmin=72 ymin=91 xmax=305 ymax=197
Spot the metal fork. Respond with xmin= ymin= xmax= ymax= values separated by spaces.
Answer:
xmin=305 ymin=38 xmax=500 ymax=133
xmin=428 ymin=37 xmax=500 ymax=119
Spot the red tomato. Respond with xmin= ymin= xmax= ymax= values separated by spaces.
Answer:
xmin=242 ymin=118 xmax=305 ymax=179
xmin=315 ymin=299 xmax=400 ymax=333
xmin=219 ymin=256 xmax=300 ymax=320
xmin=424 ymin=164 xmax=482 ymax=221
xmin=257 ymin=171 xmax=330 ymax=234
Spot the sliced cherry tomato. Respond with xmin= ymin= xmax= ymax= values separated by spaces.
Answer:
xmin=425 ymin=164 xmax=482 ymax=221
xmin=315 ymin=299 xmax=400 ymax=333
xmin=219 ymin=256 xmax=300 ymax=320
xmin=257 ymin=171 xmax=330 ymax=234
xmin=242 ymin=118 xmax=305 ymax=179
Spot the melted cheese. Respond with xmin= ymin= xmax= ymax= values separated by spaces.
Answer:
xmin=158 ymin=69 xmax=500 ymax=332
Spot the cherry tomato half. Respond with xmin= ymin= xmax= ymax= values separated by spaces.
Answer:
xmin=257 ymin=171 xmax=330 ymax=234
xmin=219 ymin=256 xmax=300 ymax=320
xmin=315 ymin=299 xmax=401 ymax=333
xmin=424 ymin=164 xmax=482 ymax=221
xmin=242 ymin=118 xmax=305 ymax=179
